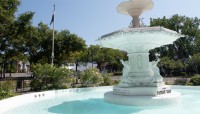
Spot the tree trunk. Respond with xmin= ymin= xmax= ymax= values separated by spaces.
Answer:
xmin=97 ymin=62 xmax=101 ymax=71
xmin=3 ymin=62 xmax=6 ymax=78
xmin=0 ymin=62 xmax=3 ymax=78
xmin=16 ymin=60 xmax=19 ymax=73
xmin=75 ymin=61 xmax=78 ymax=71
xmin=9 ymin=61 xmax=13 ymax=77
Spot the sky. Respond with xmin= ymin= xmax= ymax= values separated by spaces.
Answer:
xmin=16 ymin=0 xmax=200 ymax=46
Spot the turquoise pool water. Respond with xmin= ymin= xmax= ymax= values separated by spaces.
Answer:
xmin=3 ymin=86 xmax=200 ymax=114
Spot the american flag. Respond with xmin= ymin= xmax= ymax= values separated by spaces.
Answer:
xmin=50 ymin=4 xmax=55 ymax=25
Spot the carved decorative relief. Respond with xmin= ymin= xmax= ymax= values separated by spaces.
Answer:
xmin=137 ymin=55 xmax=143 ymax=69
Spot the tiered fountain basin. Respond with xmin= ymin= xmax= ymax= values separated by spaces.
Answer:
xmin=99 ymin=26 xmax=183 ymax=106
xmin=100 ymin=27 xmax=183 ymax=52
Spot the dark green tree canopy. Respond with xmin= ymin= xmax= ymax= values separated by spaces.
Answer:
xmin=150 ymin=14 xmax=200 ymax=60
xmin=86 ymin=45 xmax=127 ymax=72
xmin=150 ymin=14 xmax=200 ymax=76
xmin=0 ymin=0 xmax=20 ymax=35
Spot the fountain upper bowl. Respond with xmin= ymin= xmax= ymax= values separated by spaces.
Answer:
xmin=98 ymin=27 xmax=183 ymax=53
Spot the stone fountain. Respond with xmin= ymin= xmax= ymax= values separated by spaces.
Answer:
xmin=98 ymin=0 xmax=183 ymax=106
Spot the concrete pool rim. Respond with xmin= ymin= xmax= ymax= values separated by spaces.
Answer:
xmin=0 ymin=85 xmax=199 ymax=113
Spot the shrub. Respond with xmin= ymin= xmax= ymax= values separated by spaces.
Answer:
xmin=30 ymin=79 xmax=43 ymax=91
xmin=30 ymin=64 xmax=73 ymax=91
xmin=0 ymin=81 xmax=16 ymax=100
xmin=101 ymin=73 xmax=113 ymax=86
xmin=80 ymin=68 xmax=103 ymax=87
xmin=113 ymin=80 xmax=120 ymax=85
xmin=188 ymin=75 xmax=200 ymax=86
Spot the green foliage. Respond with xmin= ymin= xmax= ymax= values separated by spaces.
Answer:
xmin=150 ymin=14 xmax=200 ymax=37
xmin=80 ymin=68 xmax=103 ymax=87
xmin=101 ymin=73 xmax=113 ymax=86
xmin=0 ymin=81 xmax=16 ymax=100
xmin=54 ymin=30 xmax=86 ymax=65
xmin=87 ymin=45 xmax=127 ymax=72
xmin=79 ymin=68 xmax=115 ymax=87
xmin=187 ymin=53 xmax=200 ymax=73
xmin=30 ymin=64 xmax=73 ymax=91
xmin=150 ymin=15 xmax=200 ymax=75
xmin=188 ymin=75 xmax=200 ymax=86
xmin=157 ymin=57 xmax=185 ymax=76
xmin=158 ymin=57 xmax=184 ymax=76
xmin=158 ymin=57 xmax=184 ymax=69
xmin=0 ymin=0 xmax=20 ymax=32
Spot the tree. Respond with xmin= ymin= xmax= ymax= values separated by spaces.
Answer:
xmin=54 ymin=30 xmax=86 ymax=65
xmin=0 ymin=0 xmax=31 ymax=76
xmin=187 ymin=53 xmax=200 ymax=74
xmin=0 ymin=0 xmax=20 ymax=37
xmin=68 ymin=51 xmax=86 ymax=71
xmin=150 ymin=15 xmax=200 ymax=75
xmin=158 ymin=57 xmax=184 ymax=76
xmin=87 ymin=45 xmax=127 ymax=72
xmin=16 ymin=22 xmax=87 ymax=65
xmin=150 ymin=15 xmax=200 ymax=60
xmin=14 ymin=12 xmax=35 ymax=62
xmin=30 ymin=22 xmax=53 ymax=64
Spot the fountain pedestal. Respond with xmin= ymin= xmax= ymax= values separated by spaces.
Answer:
xmin=98 ymin=27 xmax=182 ymax=106
xmin=113 ymin=85 xmax=170 ymax=96
xmin=116 ymin=52 xmax=167 ymax=96
xmin=104 ymin=91 xmax=181 ymax=106
xmin=118 ymin=52 xmax=164 ymax=88
xmin=103 ymin=51 xmax=181 ymax=106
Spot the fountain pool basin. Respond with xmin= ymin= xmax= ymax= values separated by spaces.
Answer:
xmin=1 ymin=86 xmax=200 ymax=114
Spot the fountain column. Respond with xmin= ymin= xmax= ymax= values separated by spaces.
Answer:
xmin=131 ymin=17 xmax=140 ymax=28
xmin=128 ymin=53 xmax=150 ymax=77
xmin=119 ymin=51 xmax=164 ymax=88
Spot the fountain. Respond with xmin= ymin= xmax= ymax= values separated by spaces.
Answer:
xmin=98 ymin=0 xmax=183 ymax=106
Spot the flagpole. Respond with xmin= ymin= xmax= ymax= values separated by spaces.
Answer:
xmin=51 ymin=19 xmax=54 ymax=66
xmin=51 ymin=4 xmax=55 ymax=66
